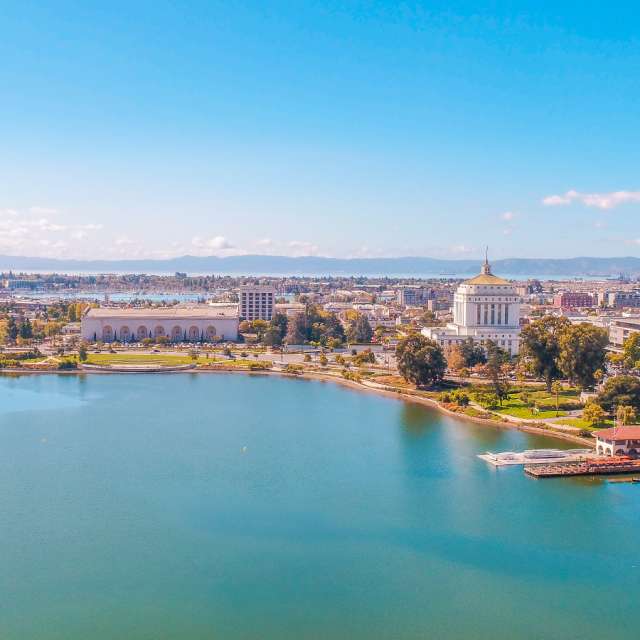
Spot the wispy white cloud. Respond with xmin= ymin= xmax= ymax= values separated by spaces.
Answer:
xmin=449 ymin=244 xmax=475 ymax=255
xmin=287 ymin=240 xmax=319 ymax=257
xmin=190 ymin=235 xmax=246 ymax=257
xmin=192 ymin=235 xmax=233 ymax=250
xmin=114 ymin=235 xmax=137 ymax=246
xmin=543 ymin=189 xmax=640 ymax=210
xmin=501 ymin=211 xmax=515 ymax=221
xmin=0 ymin=206 xmax=103 ymax=257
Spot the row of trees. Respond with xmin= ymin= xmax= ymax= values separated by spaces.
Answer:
xmin=240 ymin=307 xmax=374 ymax=348
xmin=3 ymin=317 xmax=34 ymax=342
xmin=396 ymin=316 xmax=610 ymax=396
xmin=519 ymin=316 xmax=608 ymax=390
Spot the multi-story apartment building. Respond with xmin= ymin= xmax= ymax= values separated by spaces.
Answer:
xmin=239 ymin=285 xmax=275 ymax=321
xmin=609 ymin=318 xmax=640 ymax=348
xmin=606 ymin=291 xmax=640 ymax=309
xmin=396 ymin=286 xmax=433 ymax=306
xmin=553 ymin=292 xmax=594 ymax=309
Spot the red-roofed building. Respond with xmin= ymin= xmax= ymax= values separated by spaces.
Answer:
xmin=595 ymin=426 xmax=640 ymax=457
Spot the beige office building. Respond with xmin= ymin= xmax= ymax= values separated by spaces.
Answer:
xmin=239 ymin=285 xmax=275 ymax=321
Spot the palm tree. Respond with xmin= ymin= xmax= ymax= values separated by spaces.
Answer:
xmin=551 ymin=381 xmax=563 ymax=416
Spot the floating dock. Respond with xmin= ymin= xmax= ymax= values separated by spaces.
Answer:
xmin=479 ymin=449 xmax=593 ymax=467
xmin=525 ymin=458 xmax=640 ymax=478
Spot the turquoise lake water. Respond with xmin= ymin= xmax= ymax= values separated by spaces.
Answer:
xmin=1 ymin=373 xmax=638 ymax=639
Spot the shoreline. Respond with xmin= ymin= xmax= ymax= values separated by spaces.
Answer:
xmin=1 ymin=363 xmax=594 ymax=447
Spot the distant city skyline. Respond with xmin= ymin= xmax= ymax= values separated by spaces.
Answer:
xmin=1 ymin=2 xmax=639 ymax=260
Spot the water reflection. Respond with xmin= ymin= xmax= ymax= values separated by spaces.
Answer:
xmin=399 ymin=403 xmax=434 ymax=438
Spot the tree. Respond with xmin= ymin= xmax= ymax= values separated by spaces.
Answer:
xmin=78 ymin=342 xmax=88 ymax=362
xmin=485 ymin=340 xmax=511 ymax=405
xmin=285 ymin=312 xmax=307 ymax=345
xmin=420 ymin=309 xmax=440 ymax=326
xmin=395 ymin=334 xmax=446 ymax=387
xmin=5 ymin=316 xmax=18 ymax=343
xmin=617 ymin=405 xmax=637 ymax=426
xmin=319 ymin=353 xmax=328 ymax=367
xmin=316 ymin=312 xmax=345 ymax=344
xmin=459 ymin=337 xmax=486 ymax=367
xmin=451 ymin=389 xmax=470 ymax=406
xmin=353 ymin=348 xmax=375 ymax=366
xmin=597 ymin=375 xmax=640 ymax=412
xmin=582 ymin=402 xmax=606 ymax=427
xmin=285 ymin=306 xmax=345 ymax=347
xmin=558 ymin=323 xmax=608 ymax=389
xmin=270 ymin=312 xmax=288 ymax=344
xmin=519 ymin=316 xmax=570 ymax=391
xmin=446 ymin=346 xmax=465 ymax=372
xmin=251 ymin=319 xmax=269 ymax=341
xmin=622 ymin=332 xmax=640 ymax=369
xmin=346 ymin=313 xmax=373 ymax=343
xmin=551 ymin=380 xmax=563 ymax=416
xmin=19 ymin=318 xmax=33 ymax=340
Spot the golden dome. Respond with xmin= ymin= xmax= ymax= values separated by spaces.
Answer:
xmin=463 ymin=272 xmax=510 ymax=286
xmin=463 ymin=250 xmax=510 ymax=285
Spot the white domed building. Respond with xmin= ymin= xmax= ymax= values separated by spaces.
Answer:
xmin=421 ymin=257 xmax=521 ymax=355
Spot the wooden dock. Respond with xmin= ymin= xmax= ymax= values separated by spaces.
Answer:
xmin=525 ymin=458 xmax=640 ymax=478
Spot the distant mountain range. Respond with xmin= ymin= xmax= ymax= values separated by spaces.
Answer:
xmin=1 ymin=254 xmax=640 ymax=277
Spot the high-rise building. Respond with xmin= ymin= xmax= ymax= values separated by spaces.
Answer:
xmin=239 ymin=285 xmax=275 ymax=321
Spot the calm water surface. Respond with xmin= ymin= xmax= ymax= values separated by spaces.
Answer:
xmin=1 ymin=374 xmax=638 ymax=639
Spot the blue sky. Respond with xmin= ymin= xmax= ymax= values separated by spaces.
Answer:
xmin=1 ymin=1 xmax=639 ymax=261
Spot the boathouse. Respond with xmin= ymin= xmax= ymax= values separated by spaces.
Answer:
xmin=594 ymin=426 xmax=640 ymax=457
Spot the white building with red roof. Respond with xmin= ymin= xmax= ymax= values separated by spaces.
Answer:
xmin=594 ymin=426 xmax=640 ymax=457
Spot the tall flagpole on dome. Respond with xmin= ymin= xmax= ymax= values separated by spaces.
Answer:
xmin=482 ymin=246 xmax=490 ymax=274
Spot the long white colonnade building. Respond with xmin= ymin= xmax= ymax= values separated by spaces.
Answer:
xmin=421 ymin=257 xmax=521 ymax=355
xmin=81 ymin=304 xmax=239 ymax=343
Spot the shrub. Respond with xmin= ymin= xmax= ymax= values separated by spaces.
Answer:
xmin=248 ymin=361 xmax=271 ymax=371
xmin=284 ymin=363 xmax=303 ymax=375
xmin=452 ymin=390 xmax=470 ymax=406
xmin=57 ymin=359 xmax=78 ymax=370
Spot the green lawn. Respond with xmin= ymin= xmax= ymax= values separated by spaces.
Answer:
xmin=494 ymin=403 xmax=568 ymax=419
xmin=554 ymin=417 xmax=614 ymax=431
xmin=482 ymin=386 xmax=582 ymax=420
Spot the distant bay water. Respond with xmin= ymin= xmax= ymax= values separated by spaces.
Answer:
xmin=1 ymin=373 xmax=638 ymax=640
xmin=8 ymin=269 xmax=614 ymax=281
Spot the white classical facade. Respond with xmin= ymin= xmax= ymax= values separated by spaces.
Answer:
xmin=421 ymin=258 xmax=521 ymax=355
xmin=81 ymin=305 xmax=239 ymax=343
